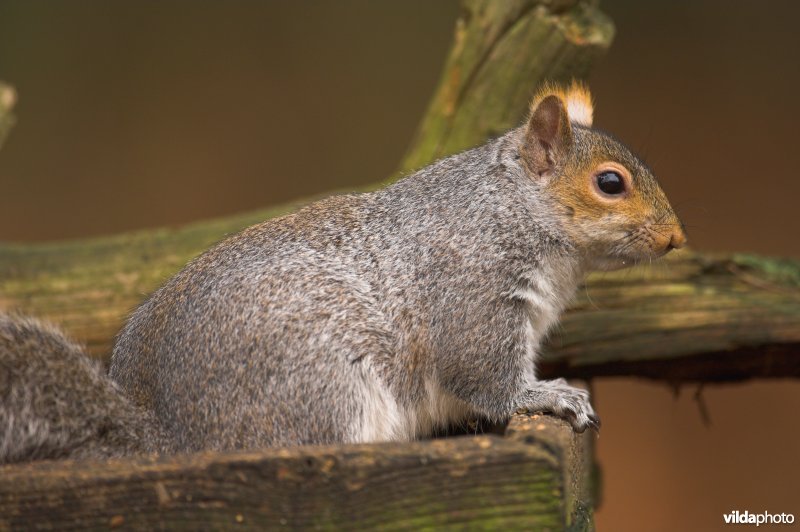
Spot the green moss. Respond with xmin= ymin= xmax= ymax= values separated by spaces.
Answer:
xmin=732 ymin=253 xmax=800 ymax=287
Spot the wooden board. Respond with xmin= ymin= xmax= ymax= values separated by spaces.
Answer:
xmin=0 ymin=414 xmax=592 ymax=531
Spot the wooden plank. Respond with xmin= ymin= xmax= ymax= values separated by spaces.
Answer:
xmin=0 ymin=415 xmax=583 ymax=531
xmin=540 ymin=251 xmax=800 ymax=382
xmin=3 ymin=232 xmax=799 ymax=384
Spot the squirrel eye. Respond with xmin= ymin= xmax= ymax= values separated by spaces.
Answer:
xmin=596 ymin=171 xmax=625 ymax=195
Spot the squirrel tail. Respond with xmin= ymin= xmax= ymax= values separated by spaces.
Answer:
xmin=0 ymin=313 xmax=168 ymax=464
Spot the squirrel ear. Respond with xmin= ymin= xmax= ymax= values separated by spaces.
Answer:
xmin=522 ymin=95 xmax=573 ymax=177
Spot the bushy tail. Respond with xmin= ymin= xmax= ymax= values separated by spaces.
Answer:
xmin=0 ymin=313 xmax=168 ymax=464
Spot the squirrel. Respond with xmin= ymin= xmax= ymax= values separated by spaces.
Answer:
xmin=1 ymin=82 xmax=685 ymax=463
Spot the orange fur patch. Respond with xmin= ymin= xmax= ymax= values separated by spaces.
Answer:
xmin=530 ymin=80 xmax=594 ymax=127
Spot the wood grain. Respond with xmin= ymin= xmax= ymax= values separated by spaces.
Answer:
xmin=0 ymin=415 xmax=584 ymax=531
xmin=541 ymin=251 xmax=800 ymax=382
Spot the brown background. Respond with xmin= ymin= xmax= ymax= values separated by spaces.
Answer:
xmin=1 ymin=1 xmax=798 ymax=530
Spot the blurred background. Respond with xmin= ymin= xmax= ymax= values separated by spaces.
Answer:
xmin=1 ymin=1 xmax=798 ymax=530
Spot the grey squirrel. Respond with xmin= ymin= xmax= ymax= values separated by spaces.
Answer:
xmin=0 ymin=82 xmax=685 ymax=463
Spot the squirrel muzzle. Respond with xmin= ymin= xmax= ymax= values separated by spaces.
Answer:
xmin=666 ymin=226 xmax=687 ymax=251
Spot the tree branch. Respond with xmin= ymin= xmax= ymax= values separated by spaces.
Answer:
xmin=541 ymin=251 xmax=800 ymax=383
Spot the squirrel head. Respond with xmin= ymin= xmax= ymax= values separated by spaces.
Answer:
xmin=520 ymin=81 xmax=686 ymax=270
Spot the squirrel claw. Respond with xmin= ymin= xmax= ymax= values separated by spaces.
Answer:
xmin=523 ymin=379 xmax=600 ymax=434
xmin=571 ymin=413 xmax=600 ymax=434
xmin=585 ymin=413 xmax=601 ymax=433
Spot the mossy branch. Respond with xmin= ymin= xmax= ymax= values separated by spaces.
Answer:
xmin=400 ymin=0 xmax=614 ymax=172
xmin=541 ymin=251 xmax=800 ymax=383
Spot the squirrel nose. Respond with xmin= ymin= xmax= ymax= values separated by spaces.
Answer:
xmin=666 ymin=227 xmax=687 ymax=251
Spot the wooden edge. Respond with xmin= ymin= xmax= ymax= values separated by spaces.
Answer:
xmin=506 ymin=412 xmax=597 ymax=530
xmin=538 ymin=250 xmax=800 ymax=384
xmin=0 ymin=416 xmax=588 ymax=530
xmin=543 ymin=342 xmax=800 ymax=384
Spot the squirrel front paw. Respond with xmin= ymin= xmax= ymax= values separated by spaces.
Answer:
xmin=520 ymin=378 xmax=600 ymax=433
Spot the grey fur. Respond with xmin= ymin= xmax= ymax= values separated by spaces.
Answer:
xmin=0 ymin=314 xmax=169 ymax=463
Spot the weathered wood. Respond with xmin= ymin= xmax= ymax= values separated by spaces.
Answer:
xmin=0 ymin=82 xmax=15 ymax=151
xmin=540 ymin=250 xmax=800 ymax=383
xmin=0 ymin=414 xmax=584 ymax=530
xmin=3 ymin=232 xmax=799 ymax=384
xmin=0 ymin=0 xmax=615 ymax=362
xmin=399 ymin=0 xmax=614 ymax=172
xmin=506 ymin=412 xmax=597 ymax=530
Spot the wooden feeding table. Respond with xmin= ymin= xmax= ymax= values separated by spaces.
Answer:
xmin=0 ymin=414 xmax=594 ymax=530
